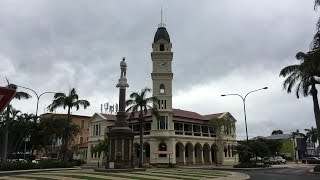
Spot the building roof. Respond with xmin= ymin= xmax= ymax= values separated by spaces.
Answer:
xmin=99 ymin=109 xmax=225 ymax=122
xmin=154 ymin=27 xmax=170 ymax=43
xmin=40 ymin=113 xmax=91 ymax=119
xmin=173 ymin=109 xmax=223 ymax=121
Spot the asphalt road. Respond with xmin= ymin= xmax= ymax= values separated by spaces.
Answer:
xmin=236 ymin=167 xmax=320 ymax=180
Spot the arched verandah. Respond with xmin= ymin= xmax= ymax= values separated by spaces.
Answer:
xmin=175 ymin=142 xmax=184 ymax=165
xmin=211 ymin=144 xmax=217 ymax=164
xmin=185 ymin=142 xmax=193 ymax=164
xmin=203 ymin=143 xmax=211 ymax=164
xmin=143 ymin=142 xmax=150 ymax=164
xmin=194 ymin=143 xmax=202 ymax=164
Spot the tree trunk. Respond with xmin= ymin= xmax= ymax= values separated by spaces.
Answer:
xmin=2 ymin=106 xmax=10 ymax=163
xmin=310 ymin=84 xmax=320 ymax=146
xmin=62 ymin=107 xmax=71 ymax=161
xmin=139 ymin=110 xmax=144 ymax=168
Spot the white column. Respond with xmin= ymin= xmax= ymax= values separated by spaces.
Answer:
xmin=129 ymin=139 xmax=132 ymax=160
xmin=192 ymin=148 xmax=195 ymax=164
xmin=182 ymin=123 xmax=185 ymax=135
xmin=183 ymin=148 xmax=186 ymax=165
xmin=122 ymin=139 xmax=124 ymax=160
xmin=209 ymin=150 xmax=212 ymax=164
xmin=201 ymin=149 xmax=204 ymax=164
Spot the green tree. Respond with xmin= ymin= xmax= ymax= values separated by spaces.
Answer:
xmin=1 ymin=80 xmax=31 ymax=163
xmin=126 ymin=87 xmax=158 ymax=168
xmin=271 ymin=130 xmax=283 ymax=135
xmin=280 ymin=51 xmax=320 ymax=145
xmin=47 ymin=88 xmax=90 ymax=160
xmin=92 ymin=138 xmax=108 ymax=167
xmin=305 ymin=126 xmax=318 ymax=145
xmin=208 ymin=116 xmax=235 ymax=136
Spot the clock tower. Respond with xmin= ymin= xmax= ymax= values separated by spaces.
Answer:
xmin=151 ymin=21 xmax=173 ymax=132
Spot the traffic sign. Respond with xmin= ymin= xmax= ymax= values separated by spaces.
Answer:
xmin=0 ymin=87 xmax=16 ymax=113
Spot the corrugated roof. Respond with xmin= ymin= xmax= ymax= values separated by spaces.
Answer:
xmin=99 ymin=109 xmax=224 ymax=121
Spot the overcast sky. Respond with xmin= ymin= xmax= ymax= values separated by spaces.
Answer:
xmin=0 ymin=0 xmax=318 ymax=140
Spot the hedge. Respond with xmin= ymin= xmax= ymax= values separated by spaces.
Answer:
xmin=233 ymin=163 xmax=270 ymax=168
xmin=0 ymin=160 xmax=74 ymax=171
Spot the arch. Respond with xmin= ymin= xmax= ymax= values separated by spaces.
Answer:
xmin=228 ymin=145 xmax=231 ymax=157
xmin=133 ymin=143 xmax=140 ymax=166
xmin=194 ymin=143 xmax=202 ymax=164
xmin=160 ymin=84 xmax=165 ymax=94
xmin=160 ymin=44 xmax=165 ymax=51
xmin=203 ymin=143 xmax=211 ymax=164
xmin=143 ymin=142 xmax=150 ymax=163
xmin=175 ymin=142 xmax=184 ymax=165
xmin=158 ymin=142 xmax=167 ymax=157
xmin=185 ymin=142 xmax=193 ymax=164
xmin=211 ymin=144 xmax=217 ymax=164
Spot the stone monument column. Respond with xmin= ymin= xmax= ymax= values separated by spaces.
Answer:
xmin=106 ymin=57 xmax=134 ymax=169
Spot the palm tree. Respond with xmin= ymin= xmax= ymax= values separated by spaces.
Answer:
xmin=47 ymin=88 xmax=90 ymax=160
xmin=2 ymin=80 xmax=31 ymax=163
xmin=126 ymin=87 xmax=158 ymax=168
xmin=305 ymin=127 xmax=318 ymax=145
xmin=280 ymin=51 xmax=320 ymax=146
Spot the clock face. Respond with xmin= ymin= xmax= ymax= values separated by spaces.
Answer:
xmin=159 ymin=62 xmax=166 ymax=69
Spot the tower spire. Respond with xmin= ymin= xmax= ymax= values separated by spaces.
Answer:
xmin=158 ymin=5 xmax=166 ymax=28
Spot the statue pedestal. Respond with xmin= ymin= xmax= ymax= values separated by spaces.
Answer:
xmin=107 ymin=127 xmax=134 ymax=169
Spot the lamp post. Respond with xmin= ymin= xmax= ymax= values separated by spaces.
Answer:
xmin=221 ymin=87 xmax=268 ymax=141
xmin=16 ymin=85 xmax=56 ymax=118
xmin=23 ymin=135 xmax=30 ymax=160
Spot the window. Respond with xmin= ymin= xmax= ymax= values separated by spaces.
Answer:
xmin=80 ymin=120 xmax=85 ymax=128
xmin=158 ymin=142 xmax=167 ymax=157
xmin=93 ymin=124 xmax=101 ymax=136
xmin=160 ymin=44 xmax=164 ymax=51
xmin=80 ymin=137 xmax=83 ymax=144
xmin=160 ymin=84 xmax=165 ymax=93
xmin=158 ymin=99 xmax=167 ymax=109
xmin=158 ymin=116 xmax=168 ymax=129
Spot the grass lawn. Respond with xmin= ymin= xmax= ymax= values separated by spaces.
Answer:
xmin=9 ymin=168 xmax=231 ymax=180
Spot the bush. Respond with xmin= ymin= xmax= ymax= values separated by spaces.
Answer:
xmin=314 ymin=165 xmax=320 ymax=172
xmin=0 ymin=160 xmax=74 ymax=171
xmin=233 ymin=163 xmax=270 ymax=168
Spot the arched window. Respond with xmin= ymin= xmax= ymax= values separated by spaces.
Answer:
xmin=160 ymin=44 xmax=165 ymax=51
xmin=160 ymin=84 xmax=165 ymax=94
xmin=158 ymin=142 xmax=167 ymax=157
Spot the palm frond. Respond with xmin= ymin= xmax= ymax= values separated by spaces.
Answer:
xmin=315 ymin=0 xmax=320 ymax=9
xmin=279 ymin=65 xmax=299 ymax=77
xmin=14 ymin=91 xmax=32 ymax=100
xmin=54 ymin=93 xmax=66 ymax=99
xmin=73 ymin=100 xmax=90 ymax=110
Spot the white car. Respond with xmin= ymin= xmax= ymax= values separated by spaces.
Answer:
xmin=274 ymin=156 xmax=286 ymax=164
xmin=32 ymin=159 xmax=40 ymax=164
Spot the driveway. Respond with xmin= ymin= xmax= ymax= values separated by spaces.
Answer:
xmin=233 ymin=164 xmax=319 ymax=180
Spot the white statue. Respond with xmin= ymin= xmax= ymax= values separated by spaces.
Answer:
xmin=120 ymin=57 xmax=127 ymax=78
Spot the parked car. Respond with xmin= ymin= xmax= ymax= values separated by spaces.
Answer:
xmin=32 ymin=159 xmax=41 ymax=164
xmin=250 ymin=156 xmax=262 ymax=162
xmin=302 ymin=157 xmax=320 ymax=164
xmin=274 ymin=156 xmax=286 ymax=164
xmin=263 ymin=157 xmax=277 ymax=165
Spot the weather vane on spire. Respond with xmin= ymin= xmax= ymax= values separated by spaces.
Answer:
xmin=159 ymin=5 xmax=166 ymax=28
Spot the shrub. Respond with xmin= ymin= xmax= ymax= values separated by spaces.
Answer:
xmin=314 ymin=165 xmax=320 ymax=172
xmin=233 ymin=163 xmax=270 ymax=168
xmin=0 ymin=160 xmax=74 ymax=171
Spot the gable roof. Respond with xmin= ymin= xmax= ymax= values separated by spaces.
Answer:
xmin=96 ymin=109 xmax=226 ymax=122
xmin=173 ymin=109 xmax=223 ymax=121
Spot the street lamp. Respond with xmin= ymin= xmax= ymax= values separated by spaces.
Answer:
xmin=16 ymin=85 xmax=56 ymax=118
xmin=221 ymin=87 xmax=268 ymax=141
xmin=23 ymin=135 xmax=30 ymax=160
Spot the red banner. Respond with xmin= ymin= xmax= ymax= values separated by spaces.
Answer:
xmin=0 ymin=87 xmax=16 ymax=113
